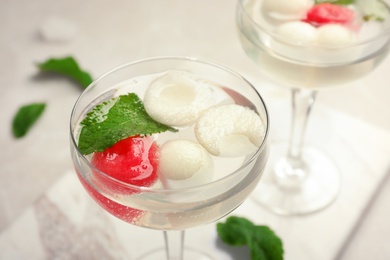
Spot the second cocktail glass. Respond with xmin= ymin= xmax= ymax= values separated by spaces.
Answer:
xmin=237 ymin=0 xmax=390 ymax=215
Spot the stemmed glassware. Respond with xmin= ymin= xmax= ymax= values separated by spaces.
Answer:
xmin=70 ymin=57 xmax=269 ymax=260
xmin=237 ymin=0 xmax=390 ymax=215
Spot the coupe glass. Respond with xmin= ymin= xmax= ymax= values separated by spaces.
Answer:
xmin=237 ymin=0 xmax=390 ymax=215
xmin=70 ymin=57 xmax=269 ymax=260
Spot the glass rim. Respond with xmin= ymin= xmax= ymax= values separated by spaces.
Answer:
xmin=70 ymin=56 xmax=270 ymax=194
xmin=237 ymin=0 xmax=390 ymax=49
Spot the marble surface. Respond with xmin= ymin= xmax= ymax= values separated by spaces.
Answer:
xmin=1 ymin=0 xmax=390 ymax=259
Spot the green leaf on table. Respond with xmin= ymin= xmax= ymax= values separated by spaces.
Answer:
xmin=12 ymin=103 xmax=46 ymax=138
xmin=37 ymin=56 xmax=93 ymax=89
xmin=217 ymin=216 xmax=283 ymax=260
xmin=78 ymin=93 xmax=178 ymax=155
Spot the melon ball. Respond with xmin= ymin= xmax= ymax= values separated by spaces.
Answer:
xmin=158 ymin=140 xmax=213 ymax=188
xmin=144 ymin=71 xmax=232 ymax=127
xmin=316 ymin=24 xmax=354 ymax=46
xmin=195 ymin=104 xmax=265 ymax=157
xmin=275 ymin=21 xmax=317 ymax=43
xmin=263 ymin=0 xmax=314 ymax=20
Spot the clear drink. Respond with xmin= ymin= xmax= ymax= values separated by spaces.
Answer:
xmin=72 ymin=71 xmax=268 ymax=230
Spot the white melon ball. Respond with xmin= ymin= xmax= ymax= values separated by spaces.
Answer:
xmin=158 ymin=140 xmax=213 ymax=189
xmin=263 ymin=0 xmax=314 ymax=20
xmin=316 ymin=24 xmax=355 ymax=46
xmin=195 ymin=104 xmax=265 ymax=157
xmin=276 ymin=21 xmax=317 ymax=43
xmin=144 ymin=71 xmax=233 ymax=127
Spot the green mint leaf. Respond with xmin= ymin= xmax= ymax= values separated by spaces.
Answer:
xmin=363 ymin=14 xmax=385 ymax=22
xmin=314 ymin=0 xmax=388 ymax=22
xmin=217 ymin=216 xmax=283 ymax=260
xmin=217 ymin=216 xmax=256 ymax=246
xmin=78 ymin=93 xmax=177 ymax=155
xmin=12 ymin=103 xmax=46 ymax=138
xmin=358 ymin=0 xmax=388 ymax=22
xmin=250 ymin=226 xmax=284 ymax=260
xmin=37 ymin=56 xmax=93 ymax=89
xmin=315 ymin=0 xmax=354 ymax=4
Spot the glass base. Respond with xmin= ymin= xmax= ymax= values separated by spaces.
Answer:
xmin=136 ymin=247 xmax=215 ymax=260
xmin=252 ymin=143 xmax=341 ymax=215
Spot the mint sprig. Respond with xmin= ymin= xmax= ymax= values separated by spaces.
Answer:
xmin=78 ymin=93 xmax=177 ymax=155
xmin=217 ymin=216 xmax=283 ymax=260
xmin=37 ymin=56 xmax=93 ymax=89
xmin=12 ymin=103 xmax=46 ymax=138
xmin=315 ymin=0 xmax=388 ymax=22
xmin=315 ymin=0 xmax=354 ymax=5
xmin=358 ymin=0 xmax=389 ymax=22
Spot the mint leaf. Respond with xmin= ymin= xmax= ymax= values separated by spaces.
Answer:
xmin=37 ymin=56 xmax=93 ymax=89
xmin=217 ymin=216 xmax=256 ymax=246
xmin=315 ymin=0 xmax=354 ymax=4
xmin=12 ymin=103 xmax=46 ymax=138
xmin=314 ymin=0 xmax=388 ymax=22
xmin=358 ymin=0 xmax=388 ymax=22
xmin=217 ymin=216 xmax=283 ymax=260
xmin=78 ymin=93 xmax=177 ymax=155
xmin=250 ymin=226 xmax=284 ymax=260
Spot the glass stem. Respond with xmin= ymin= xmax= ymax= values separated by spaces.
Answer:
xmin=287 ymin=88 xmax=317 ymax=167
xmin=164 ymin=230 xmax=184 ymax=260
xmin=274 ymin=88 xmax=317 ymax=189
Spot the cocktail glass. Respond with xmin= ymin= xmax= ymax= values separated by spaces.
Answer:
xmin=70 ymin=57 xmax=269 ymax=260
xmin=237 ymin=0 xmax=390 ymax=215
